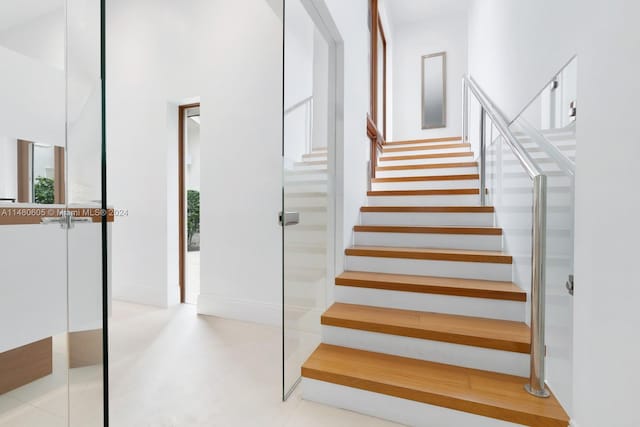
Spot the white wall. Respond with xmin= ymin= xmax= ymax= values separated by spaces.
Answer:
xmin=392 ymin=13 xmax=467 ymax=141
xmin=468 ymin=1 xmax=640 ymax=426
xmin=108 ymin=0 xmax=283 ymax=318
xmin=324 ymin=0 xmax=370 ymax=257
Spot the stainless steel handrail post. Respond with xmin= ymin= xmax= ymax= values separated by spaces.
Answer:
xmin=525 ymin=174 xmax=550 ymax=398
xmin=479 ymin=107 xmax=486 ymax=206
xmin=463 ymin=75 xmax=551 ymax=398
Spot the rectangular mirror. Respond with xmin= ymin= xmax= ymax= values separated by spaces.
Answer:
xmin=421 ymin=51 xmax=446 ymax=129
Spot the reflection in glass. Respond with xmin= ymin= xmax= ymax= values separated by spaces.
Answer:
xmin=0 ymin=0 xmax=105 ymax=426
xmin=422 ymin=52 xmax=447 ymax=129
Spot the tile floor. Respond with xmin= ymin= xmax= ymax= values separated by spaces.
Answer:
xmin=109 ymin=301 xmax=402 ymax=427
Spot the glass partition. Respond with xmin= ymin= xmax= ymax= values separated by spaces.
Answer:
xmin=283 ymin=0 xmax=334 ymax=399
xmin=0 ymin=1 xmax=106 ymax=426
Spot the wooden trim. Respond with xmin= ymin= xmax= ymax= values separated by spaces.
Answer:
xmin=321 ymin=303 xmax=530 ymax=353
xmin=0 ymin=207 xmax=115 ymax=226
xmin=382 ymin=143 xmax=470 ymax=154
xmin=345 ymin=246 xmax=513 ymax=264
xmin=371 ymin=174 xmax=479 ymax=183
xmin=17 ymin=140 xmax=31 ymax=203
xmin=302 ymin=345 xmax=570 ymax=427
xmin=376 ymin=162 xmax=478 ymax=172
xmin=360 ymin=206 xmax=494 ymax=213
xmin=384 ymin=136 xmax=462 ymax=146
xmin=178 ymin=102 xmax=200 ymax=304
xmin=0 ymin=338 xmax=52 ymax=395
xmin=367 ymin=189 xmax=480 ymax=196
xmin=379 ymin=151 xmax=474 ymax=162
xmin=335 ymin=272 xmax=526 ymax=302
xmin=369 ymin=0 xmax=379 ymax=123
xmin=354 ymin=225 xmax=502 ymax=235
xmin=378 ymin=15 xmax=387 ymax=141
xmin=54 ymin=146 xmax=65 ymax=204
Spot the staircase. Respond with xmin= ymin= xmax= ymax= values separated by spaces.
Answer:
xmin=300 ymin=137 xmax=570 ymax=427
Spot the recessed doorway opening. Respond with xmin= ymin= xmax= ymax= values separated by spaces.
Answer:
xmin=179 ymin=103 xmax=201 ymax=305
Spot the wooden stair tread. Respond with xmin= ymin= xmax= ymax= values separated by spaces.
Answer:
xmin=384 ymin=136 xmax=462 ymax=146
xmin=353 ymin=225 xmax=502 ymax=235
xmin=382 ymin=143 xmax=471 ymax=153
xmin=345 ymin=246 xmax=513 ymax=264
xmin=360 ymin=206 xmax=494 ymax=213
xmin=372 ymin=174 xmax=479 ymax=183
xmin=376 ymin=161 xmax=478 ymax=171
xmin=302 ymin=344 xmax=569 ymax=427
xmin=336 ymin=271 xmax=526 ymax=301
xmin=380 ymin=151 xmax=474 ymax=162
xmin=367 ymin=189 xmax=480 ymax=196
xmin=322 ymin=303 xmax=530 ymax=353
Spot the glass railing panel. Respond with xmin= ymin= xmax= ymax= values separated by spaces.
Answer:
xmin=507 ymin=56 xmax=576 ymax=411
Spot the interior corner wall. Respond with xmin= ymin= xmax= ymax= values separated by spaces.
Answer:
xmin=392 ymin=13 xmax=467 ymax=141
xmin=323 ymin=0 xmax=370 ymax=257
xmin=468 ymin=1 xmax=640 ymax=426
xmin=107 ymin=0 xmax=283 ymax=316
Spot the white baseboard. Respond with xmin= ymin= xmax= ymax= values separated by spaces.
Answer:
xmin=197 ymin=293 xmax=281 ymax=326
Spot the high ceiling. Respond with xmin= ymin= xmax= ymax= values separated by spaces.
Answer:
xmin=0 ymin=0 xmax=63 ymax=32
xmin=385 ymin=0 xmax=471 ymax=26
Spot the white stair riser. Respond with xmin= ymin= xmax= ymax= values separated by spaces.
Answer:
xmin=367 ymin=194 xmax=480 ymax=206
xmin=380 ymin=146 xmax=470 ymax=158
xmin=285 ymin=230 xmax=328 ymax=244
xmin=302 ymin=155 xmax=328 ymax=162
xmin=285 ymin=173 xmax=328 ymax=182
xmin=322 ymin=326 xmax=529 ymax=377
xmin=335 ymin=286 xmax=525 ymax=322
xmin=293 ymin=163 xmax=328 ymax=171
xmin=371 ymin=179 xmax=479 ymax=191
xmin=379 ymin=155 xmax=475 ymax=167
xmin=287 ymin=212 xmax=327 ymax=226
xmin=354 ymin=231 xmax=502 ymax=251
xmin=376 ymin=166 xmax=478 ymax=178
xmin=285 ymin=184 xmax=328 ymax=193
xmin=285 ymin=194 xmax=327 ymax=208
xmin=301 ymin=379 xmax=523 ymax=427
xmin=360 ymin=212 xmax=495 ymax=227
xmin=383 ymin=140 xmax=464 ymax=149
xmin=346 ymin=256 xmax=513 ymax=281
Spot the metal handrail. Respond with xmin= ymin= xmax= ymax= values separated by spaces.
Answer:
xmin=462 ymin=75 xmax=550 ymax=398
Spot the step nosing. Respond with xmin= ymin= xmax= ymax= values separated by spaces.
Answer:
xmin=360 ymin=206 xmax=495 ymax=213
xmin=321 ymin=315 xmax=531 ymax=353
xmin=367 ymin=189 xmax=480 ymax=196
xmin=302 ymin=345 xmax=569 ymax=427
xmin=372 ymin=174 xmax=480 ymax=183
xmin=345 ymin=247 xmax=513 ymax=264
xmin=353 ymin=226 xmax=502 ymax=235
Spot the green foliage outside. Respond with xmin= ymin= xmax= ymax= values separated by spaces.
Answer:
xmin=187 ymin=190 xmax=200 ymax=250
xmin=34 ymin=177 xmax=55 ymax=204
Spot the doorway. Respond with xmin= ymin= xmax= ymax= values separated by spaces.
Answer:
xmin=179 ymin=103 xmax=201 ymax=305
